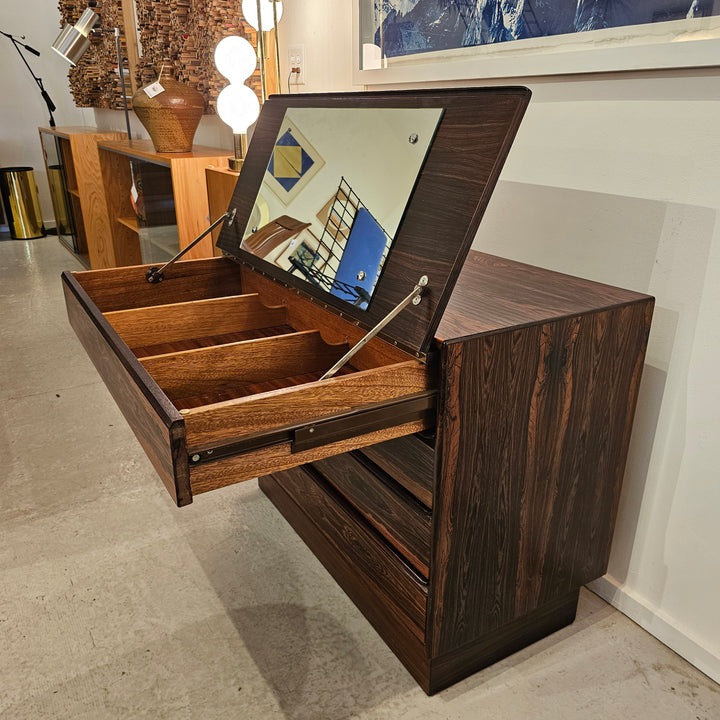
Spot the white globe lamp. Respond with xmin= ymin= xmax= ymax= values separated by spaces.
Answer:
xmin=216 ymin=83 xmax=260 ymax=170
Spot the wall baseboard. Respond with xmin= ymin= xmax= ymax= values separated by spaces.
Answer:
xmin=588 ymin=576 xmax=719 ymax=684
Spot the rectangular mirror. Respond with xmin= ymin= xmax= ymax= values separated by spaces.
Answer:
xmin=239 ymin=107 xmax=443 ymax=310
xmin=218 ymin=88 xmax=531 ymax=354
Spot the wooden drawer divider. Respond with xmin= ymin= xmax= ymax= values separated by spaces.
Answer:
xmin=105 ymin=293 xmax=288 ymax=347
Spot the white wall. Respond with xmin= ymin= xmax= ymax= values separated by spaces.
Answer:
xmin=279 ymin=0 xmax=720 ymax=683
xmin=0 ymin=0 xmax=91 ymax=223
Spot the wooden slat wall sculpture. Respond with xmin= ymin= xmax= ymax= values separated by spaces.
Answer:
xmin=58 ymin=0 xmax=133 ymax=110
xmin=137 ymin=0 xmax=265 ymax=111
xmin=59 ymin=0 xmax=269 ymax=113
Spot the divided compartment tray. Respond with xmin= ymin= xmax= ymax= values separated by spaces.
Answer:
xmin=62 ymin=256 xmax=436 ymax=506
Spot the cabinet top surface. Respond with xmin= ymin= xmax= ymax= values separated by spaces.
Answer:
xmin=436 ymin=251 xmax=653 ymax=343
xmin=39 ymin=126 xmax=125 ymax=139
xmin=97 ymin=139 xmax=229 ymax=165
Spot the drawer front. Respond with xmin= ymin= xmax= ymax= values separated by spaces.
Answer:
xmin=311 ymin=453 xmax=432 ymax=578
xmin=262 ymin=464 xmax=428 ymax=639
xmin=358 ymin=433 xmax=435 ymax=508
xmin=63 ymin=273 xmax=191 ymax=505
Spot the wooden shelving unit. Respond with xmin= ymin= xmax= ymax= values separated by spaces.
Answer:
xmin=39 ymin=126 xmax=126 ymax=268
xmin=98 ymin=139 xmax=229 ymax=264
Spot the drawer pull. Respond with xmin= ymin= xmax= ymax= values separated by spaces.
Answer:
xmin=293 ymin=391 xmax=435 ymax=453
xmin=187 ymin=390 xmax=436 ymax=466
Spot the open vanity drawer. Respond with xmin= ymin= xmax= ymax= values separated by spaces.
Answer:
xmin=63 ymin=256 xmax=435 ymax=506
xmin=62 ymin=88 xmax=530 ymax=509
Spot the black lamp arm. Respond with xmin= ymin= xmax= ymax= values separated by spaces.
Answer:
xmin=1 ymin=29 xmax=56 ymax=126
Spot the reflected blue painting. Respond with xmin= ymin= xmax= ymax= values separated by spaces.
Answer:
xmin=367 ymin=1 xmax=720 ymax=58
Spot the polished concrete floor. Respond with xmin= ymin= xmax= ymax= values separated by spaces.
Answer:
xmin=1 ymin=236 xmax=719 ymax=719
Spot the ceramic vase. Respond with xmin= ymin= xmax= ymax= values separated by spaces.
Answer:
xmin=132 ymin=76 xmax=205 ymax=153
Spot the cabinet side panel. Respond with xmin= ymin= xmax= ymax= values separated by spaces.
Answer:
xmin=72 ymin=133 xmax=125 ymax=269
xmin=429 ymin=300 xmax=653 ymax=656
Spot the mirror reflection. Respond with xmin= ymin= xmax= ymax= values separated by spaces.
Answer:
xmin=241 ymin=107 xmax=442 ymax=310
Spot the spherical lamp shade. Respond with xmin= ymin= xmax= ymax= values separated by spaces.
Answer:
xmin=241 ymin=0 xmax=283 ymax=32
xmin=216 ymin=84 xmax=260 ymax=135
xmin=214 ymin=36 xmax=257 ymax=84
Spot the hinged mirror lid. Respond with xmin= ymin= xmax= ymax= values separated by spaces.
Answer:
xmin=217 ymin=87 xmax=531 ymax=356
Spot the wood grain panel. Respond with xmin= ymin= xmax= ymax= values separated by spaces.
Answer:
xmin=183 ymin=360 xmax=431 ymax=448
xmin=69 ymin=132 xmax=127 ymax=269
xmin=104 ymin=294 xmax=287 ymax=347
xmin=190 ymin=419 xmax=428 ymax=494
xmin=98 ymin=147 xmax=143 ymax=268
xmin=140 ymin=330 xmax=349 ymax=400
xmin=263 ymin=465 xmax=428 ymax=635
xmin=429 ymin=299 xmax=653 ymax=655
xmin=173 ymin=366 xmax=356 ymax=409
xmin=427 ymin=589 xmax=578 ymax=695
xmin=206 ymin=167 xmax=238 ymax=257
xmin=62 ymin=271 xmax=191 ymax=506
xmin=260 ymin=474 xmax=431 ymax=688
xmin=359 ymin=434 xmax=435 ymax=509
xmin=239 ymin=266 xmax=414 ymax=370
xmin=437 ymin=251 xmax=652 ymax=341
xmin=311 ymin=453 xmax=432 ymax=577
xmin=97 ymin=139 xmax=233 ymax=165
xmin=133 ymin=325 xmax=295 ymax=359
xmin=171 ymin=154 xmax=228 ymax=259
xmin=74 ymin=256 xmax=243 ymax=312
xmin=40 ymin=128 xmax=130 ymax=270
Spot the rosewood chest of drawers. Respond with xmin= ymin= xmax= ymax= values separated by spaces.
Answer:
xmin=62 ymin=88 xmax=653 ymax=693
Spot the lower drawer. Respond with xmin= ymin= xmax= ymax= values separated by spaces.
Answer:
xmin=310 ymin=452 xmax=432 ymax=578
xmin=264 ymin=463 xmax=428 ymax=640
xmin=358 ymin=433 xmax=435 ymax=508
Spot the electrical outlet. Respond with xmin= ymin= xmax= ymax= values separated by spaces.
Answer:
xmin=288 ymin=44 xmax=306 ymax=86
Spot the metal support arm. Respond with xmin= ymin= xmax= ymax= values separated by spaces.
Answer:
xmin=319 ymin=275 xmax=429 ymax=381
xmin=145 ymin=208 xmax=237 ymax=283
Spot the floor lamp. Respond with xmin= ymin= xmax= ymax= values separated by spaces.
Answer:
xmin=1 ymin=29 xmax=57 ymax=127
xmin=241 ymin=0 xmax=283 ymax=100
xmin=51 ymin=6 xmax=133 ymax=139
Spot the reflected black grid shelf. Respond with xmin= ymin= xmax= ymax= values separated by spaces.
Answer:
xmin=289 ymin=177 xmax=391 ymax=306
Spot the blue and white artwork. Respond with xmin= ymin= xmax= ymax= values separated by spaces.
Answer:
xmin=368 ymin=1 xmax=720 ymax=59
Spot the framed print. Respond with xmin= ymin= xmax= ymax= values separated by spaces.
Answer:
xmin=264 ymin=118 xmax=325 ymax=205
xmin=354 ymin=1 xmax=720 ymax=85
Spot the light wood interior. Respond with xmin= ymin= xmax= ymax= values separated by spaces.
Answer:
xmin=206 ymin=167 xmax=239 ymax=257
xmin=73 ymin=257 xmax=432 ymax=472
xmin=139 ymin=330 xmax=349 ymax=401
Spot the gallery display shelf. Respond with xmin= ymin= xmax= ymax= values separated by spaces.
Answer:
xmin=97 ymin=139 xmax=229 ymax=266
